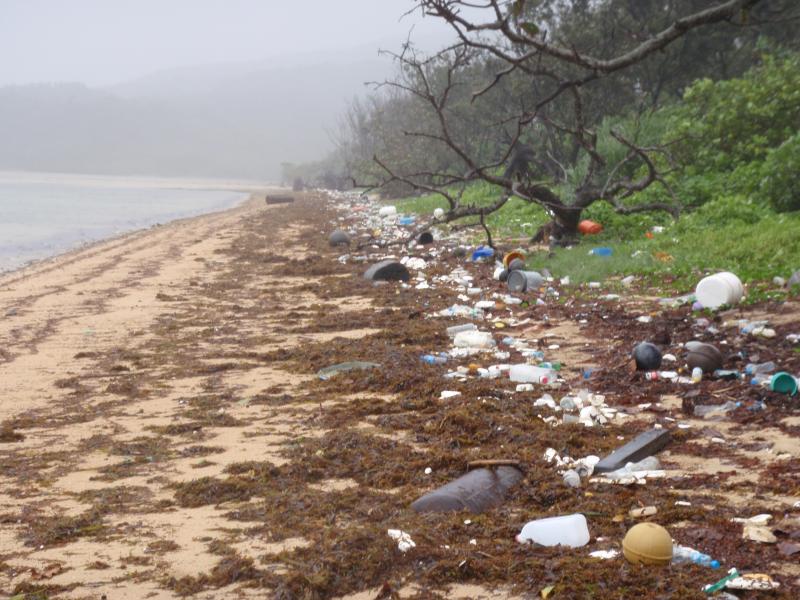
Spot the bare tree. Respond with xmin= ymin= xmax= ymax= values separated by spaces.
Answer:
xmin=358 ymin=0 xmax=781 ymax=247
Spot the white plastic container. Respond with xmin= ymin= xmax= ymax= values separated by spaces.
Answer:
xmin=516 ymin=513 xmax=590 ymax=547
xmin=378 ymin=205 xmax=397 ymax=218
xmin=509 ymin=364 xmax=556 ymax=384
xmin=453 ymin=330 xmax=495 ymax=349
xmin=695 ymin=272 xmax=743 ymax=309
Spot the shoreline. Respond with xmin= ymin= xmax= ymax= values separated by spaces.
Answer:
xmin=0 ymin=187 xmax=271 ymax=284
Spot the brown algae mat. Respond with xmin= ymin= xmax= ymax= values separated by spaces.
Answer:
xmin=0 ymin=191 xmax=798 ymax=599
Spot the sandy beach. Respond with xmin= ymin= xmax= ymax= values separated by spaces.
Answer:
xmin=1 ymin=191 xmax=798 ymax=599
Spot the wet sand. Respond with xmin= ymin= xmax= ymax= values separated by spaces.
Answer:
xmin=0 ymin=191 xmax=798 ymax=599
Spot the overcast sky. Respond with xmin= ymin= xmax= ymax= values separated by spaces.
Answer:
xmin=0 ymin=0 xmax=455 ymax=87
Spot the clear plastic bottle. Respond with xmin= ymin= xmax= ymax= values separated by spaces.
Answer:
xmin=744 ymin=361 xmax=776 ymax=376
xmin=447 ymin=323 xmax=478 ymax=337
xmin=672 ymin=544 xmax=720 ymax=568
xmin=509 ymin=364 xmax=557 ymax=384
xmin=693 ymin=400 xmax=741 ymax=417
xmin=750 ymin=373 xmax=771 ymax=386
xmin=691 ymin=367 xmax=703 ymax=383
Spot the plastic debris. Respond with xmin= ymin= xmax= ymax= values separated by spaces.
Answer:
xmin=317 ymin=361 xmax=380 ymax=380
xmin=387 ymin=529 xmax=416 ymax=553
xmin=517 ymin=514 xmax=590 ymax=548
xmin=725 ymin=573 xmax=780 ymax=591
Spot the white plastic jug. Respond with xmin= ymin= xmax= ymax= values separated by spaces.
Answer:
xmin=695 ymin=272 xmax=743 ymax=309
xmin=517 ymin=513 xmax=590 ymax=547
xmin=509 ymin=364 xmax=556 ymax=384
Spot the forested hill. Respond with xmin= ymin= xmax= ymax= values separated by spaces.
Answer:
xmin=0 ymin=55 xmax=389 ymax=180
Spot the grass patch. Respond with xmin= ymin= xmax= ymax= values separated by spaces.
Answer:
xmin=528 ymin=200 xmax=800 ymax=290
xmin=396 ymin=186 xmax=800 ymax=288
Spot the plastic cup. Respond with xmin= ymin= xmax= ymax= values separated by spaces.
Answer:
xmin=770 ymin=372 xmax=798 ymax=395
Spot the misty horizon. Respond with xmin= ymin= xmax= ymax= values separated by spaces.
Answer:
xmin=0 ymin=1 xmax=461 ymax=181
xmin=0 ymin=1 xmax=453 ymax=87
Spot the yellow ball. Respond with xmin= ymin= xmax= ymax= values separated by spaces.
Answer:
xmin=622 ymin=523 xmax=673 ymax=566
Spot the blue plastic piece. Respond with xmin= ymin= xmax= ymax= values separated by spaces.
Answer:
xmin=590 ymin=247 xmax=613 ymax=257
xmin=421 ymin=354 xmax=447 ymax=365
xmin=471 ymin=246 xmax=495 ymax=261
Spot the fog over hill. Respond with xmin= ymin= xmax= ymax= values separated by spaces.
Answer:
xmin=0 ymin=45 xmax=400 ymax=181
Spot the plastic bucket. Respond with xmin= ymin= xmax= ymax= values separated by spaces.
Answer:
xmin=695 ymin=272 xmax=743 ymax=309
xmin=507 ymin=270 xmax=543 ymax=293
xmin=770 ymin=372 xmax=798 ymax=395
xmin=503 ymin=251 xmax=526 ymax=268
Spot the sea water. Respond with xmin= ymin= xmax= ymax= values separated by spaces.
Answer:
xmin=0 ymin=174 xmax=250 ymax=273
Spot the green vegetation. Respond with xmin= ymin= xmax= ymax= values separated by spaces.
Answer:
xmin=393 ymin=54 xmax=800 ymax=290
xmin=399 ymin=191 xmax=800 ymax=290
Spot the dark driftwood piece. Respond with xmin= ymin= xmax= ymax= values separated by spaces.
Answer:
xmin=265 ymin=195 xmax=295 ymax=205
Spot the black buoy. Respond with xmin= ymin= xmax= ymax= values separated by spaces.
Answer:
xmin=363 ymin=260 xmax=410 ymax=282
xmin=329 ymin=230 xmax=351 ymax=247
xmin=633 ymin=342 xmax=662 ymax=371
xmin=418 ymin=231 xmax=434 ymax=245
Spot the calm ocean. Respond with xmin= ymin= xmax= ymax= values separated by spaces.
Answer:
xmin=0 ymin=173 xmax=251 ymax=273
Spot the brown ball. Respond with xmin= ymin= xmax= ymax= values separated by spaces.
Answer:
xmin=686 ymin=343 xmax=723 ymax=373
xmin=623 ymin=523 xmax=673 ymax=566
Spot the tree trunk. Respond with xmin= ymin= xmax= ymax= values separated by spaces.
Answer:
xmin=524 ymin=184 xmax=585 ymax=247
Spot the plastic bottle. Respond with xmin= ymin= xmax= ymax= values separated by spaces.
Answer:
xmin=672 ymin=544 xmax=720 ymax=568
xmin=516 ymin=514 xmax=590 ymax=547
xmin=744 ymin=361 xmax=776 ymax=376
xmin=539 ymin=361 xmax=562 ymax=372
xmin=749 ymin=373 xmax=771 ymax=386
xmin=446 ymin=323 xmax=478 ymax=337
xmin=509 ymin=364 xmax=557 ymax=384
xmin=691 ymin=367 xmax=703 ymax=383
xmin=713 ymin=369 xmax=740 ymax=381
xmin=693 ymin=401 xmax=741 ymax=417
xmin=421 ymin=354 xmax=447 ymax=365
